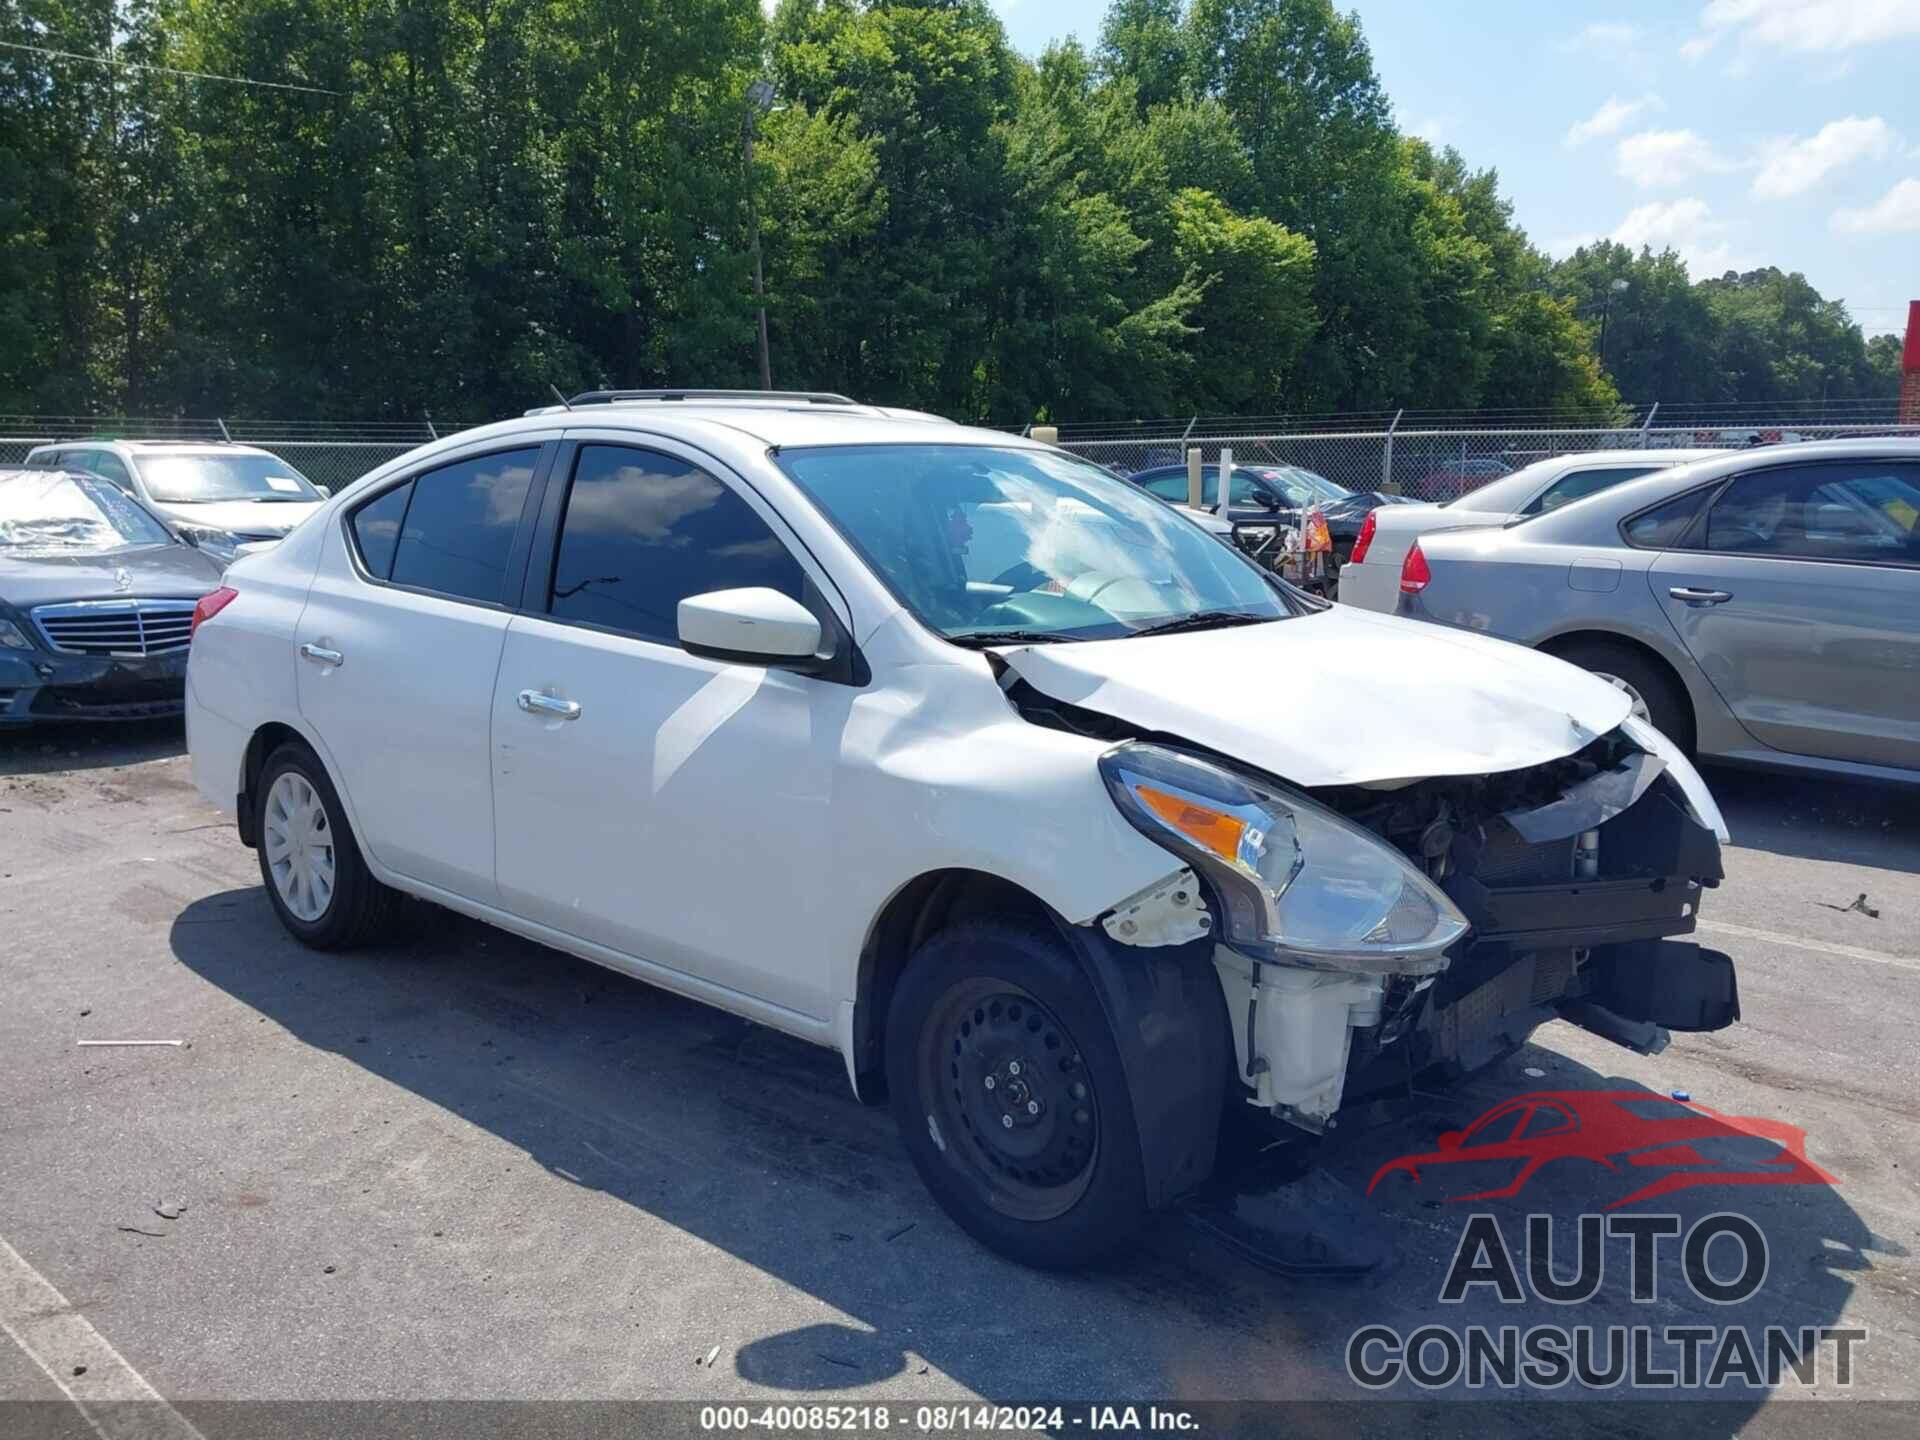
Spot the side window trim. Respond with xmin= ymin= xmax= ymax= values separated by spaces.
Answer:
xmin=341 ymin=439 xmax=559 ymax=607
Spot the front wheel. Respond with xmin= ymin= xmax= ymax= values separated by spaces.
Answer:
xmin=885 ymin=919 xmax=1148 ymax=1268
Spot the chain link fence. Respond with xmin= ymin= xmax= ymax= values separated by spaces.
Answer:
xmin=6 ymin=407 xmax=1918 ymax=505
xmin=0 ymin=416 xmax=464 ymax=493
xmin=1055 ymin=419 xmax=1920 ymax=500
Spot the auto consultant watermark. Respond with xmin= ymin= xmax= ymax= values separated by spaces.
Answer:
xmin=1347 ymin=1211 xmax=1866 ymax=1390
xmin=1350 ymin=1091 xmax=1860 ymax=1392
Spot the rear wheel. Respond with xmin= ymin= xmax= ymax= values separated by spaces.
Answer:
xmin=886 ymin=919 xmax=1147 ymax=1268
xmin=255 ymin=742 xmax=405 ymax=949
xmin=1549 ymin=638 xmax=1695 ymax=753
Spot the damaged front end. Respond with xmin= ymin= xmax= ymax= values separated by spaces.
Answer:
xmin=1086 ymin=718 xmax=1735 ymax=1139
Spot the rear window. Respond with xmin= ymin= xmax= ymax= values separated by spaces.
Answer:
xmin=386 ymin=449 xmax=539 ymax=603
xmin=1622 ymin=488 xmax=1712 ymax=549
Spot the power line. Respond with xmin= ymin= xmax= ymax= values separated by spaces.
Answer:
xmin=0 ymin=39 xmax=341 ymax=96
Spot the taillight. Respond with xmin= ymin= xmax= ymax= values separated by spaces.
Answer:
xmin=1399 ymin=543 xmax=1431 ymax=594
xmin=191 ymin=586 xmax=238 ymax=639
xmin=1350 ymin=510 xmax=1377 ymax=564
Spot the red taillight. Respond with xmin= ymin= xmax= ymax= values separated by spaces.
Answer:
xmin=1350 ymin=510 xmax=1377 ymax=564
xmin=1399 ymin=543 xmax=1431 ymax=594
xmin=190 ymin=586 xmax=238 ymax=639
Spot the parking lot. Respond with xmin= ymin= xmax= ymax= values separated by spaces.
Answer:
xmin=2 ymin=721 xmax=1917 ymax=1425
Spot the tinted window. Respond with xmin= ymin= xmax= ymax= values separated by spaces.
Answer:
xmin=1141 ymin=470 xmax=1218 ymax=506
xmin=1706 ymin=463 xmax=1920 ymax=564
xmin=1525 ymin=465 xmax=1660 ymax=515
xmin=549 ymin=445 xmax=806 ymax=645
xmin=1622 ymin=487 xmax=1711 ymax=549
xmin=87 ymin=452 xmax=137 ymax=492
xmin=350 ymin=481 xmax=414 ymax=580
xmin=388 ymin=448 xmax=538 ymax=603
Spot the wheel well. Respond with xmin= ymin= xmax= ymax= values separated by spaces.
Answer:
xmin=852 ymin=869 xmax=1057 ymax=1102
xmin=237 ymin=721 xmax=308 ymax=847
xmin=1538 ymin=630 xmax=1694 ymax=729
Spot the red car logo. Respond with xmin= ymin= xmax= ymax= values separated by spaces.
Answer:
xmin=1368 ymin=1090 xmax=1836 ymax=1210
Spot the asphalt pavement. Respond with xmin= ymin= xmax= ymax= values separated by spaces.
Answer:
xmin=1 ymin=721 xmax=1916 ymax=1432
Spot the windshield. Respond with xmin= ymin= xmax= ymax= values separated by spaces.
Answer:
xmin=137 ymin=452 xmax=321 ymax=504
xmin=1271 ymin=467 xmax=1348 ymax=503
xmin=779 ymin=444 xmax=1299 ymax=642
xmin=0 ymin=473 xmax=175 ymax=554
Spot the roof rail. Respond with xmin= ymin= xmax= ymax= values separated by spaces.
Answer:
xmin=567 ymin=388 xmax=861 ymax=407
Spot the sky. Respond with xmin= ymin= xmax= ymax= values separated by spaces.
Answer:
xmin=989 ymin=0 xmax=1920 ymax=338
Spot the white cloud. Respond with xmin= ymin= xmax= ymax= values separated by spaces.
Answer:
xmin=1615 ymin=129 xmax=1737 ymax=188
xmin=1831 ymin=177 xmax=1920 ymax=234
xmin=1565 ymin=94 xmax=1663 ymax=148
xmin=1679 ymin=34 xmax=1719 ymax=61
xmin=1564 ymin=21 xmax=1642 ymax=54
xmin=1612 ymin=197 xmax=1752 ymax=274
xmin=1693 ymin=0 xmax=1920 ymax=54
xmin=1753 ymin=117 xmax=1894 ymax=198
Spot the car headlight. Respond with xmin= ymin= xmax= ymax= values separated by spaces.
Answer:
xmin=179 ymin=526 xmax=239 ymax=562
xmin=1099 ymin=742 xmax=1469 ymax=975
xmin=0 ymin=618 xmax=34 ymax=650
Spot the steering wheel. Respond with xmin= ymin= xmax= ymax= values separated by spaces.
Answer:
xmin=990 ymin=561 xmax=1050 ymax=591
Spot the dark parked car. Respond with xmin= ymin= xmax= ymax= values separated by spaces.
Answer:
xmin=1128 ymin=462 xmax=1415 ymax=566
xmin=0 ymin=467 xmax=227 ymax=725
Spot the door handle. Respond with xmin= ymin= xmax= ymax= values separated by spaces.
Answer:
xmin=299 ymin=642 xmax=344 ymax=666
xmin=1668 ymin=587 xmax=1733 ymax=606
xmin=518 ymin=689 xmax=582 ymax=721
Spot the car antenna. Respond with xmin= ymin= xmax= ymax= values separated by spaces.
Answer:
xmin=548 ymin=384 xmax=573 ymax=411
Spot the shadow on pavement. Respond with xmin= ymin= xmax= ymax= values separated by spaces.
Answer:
xmin=169 ymin=887 xmax=1892 ymax=1418
xmin=1704 ymin=762 xmax=1920 ymax=875
xmin=0 ymin=718 xmax=185 ymax=776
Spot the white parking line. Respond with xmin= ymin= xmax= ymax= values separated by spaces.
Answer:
xmin=1698 ymin=918 xmax=1920 ymax=974
xmin=0 ymin=1234 xmax=205 ymax=1440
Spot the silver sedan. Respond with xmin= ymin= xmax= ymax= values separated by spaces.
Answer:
xmin=1377 ymin=439 xmax=1920 ymax=783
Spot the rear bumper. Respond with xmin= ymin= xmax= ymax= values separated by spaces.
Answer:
xmin=1334 ymin=562 xmax=1400 ymax=613
xmin=0 ymin=646 xmax=189 ymax=726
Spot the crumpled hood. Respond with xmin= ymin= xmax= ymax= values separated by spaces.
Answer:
xmin=153 ymin=498 xmax=319 ymax=537
xmin=995 ymin=605 xmax=1632 ymax=787
xmin=1 ymin=543 xmax=225 ymax=608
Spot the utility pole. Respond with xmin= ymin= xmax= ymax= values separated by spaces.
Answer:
xmin=745 ymin=81 xmax=776 ymax=391
xmin=1598 ymin=277 xmax=1630 ymax=370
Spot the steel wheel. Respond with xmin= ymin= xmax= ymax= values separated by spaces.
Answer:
xmin=1591 ymin=670 xmax=1654 ymax=724
xmin=263 ymin=770 xmax=335 ymax=923
xmin=917 ymin=976 xmax=1100 ymax=1223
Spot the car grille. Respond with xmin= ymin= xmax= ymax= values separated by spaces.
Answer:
xmin=32 ymin=599 xmax=199 ymax=656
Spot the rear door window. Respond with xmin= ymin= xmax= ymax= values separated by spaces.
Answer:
xmin=387 ymin=448 xmax=539 ymax=603
xmin=349 ymin=481 xmax=414 ymax=580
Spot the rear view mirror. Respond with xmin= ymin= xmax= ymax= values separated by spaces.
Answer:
xmin=678 ymin=588 xmax=822 ymax=665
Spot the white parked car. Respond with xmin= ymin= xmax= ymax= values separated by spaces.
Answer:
xmin=185 ymin=391 xmax=1737 ymax=1266
xmin=26 ymin=440 xmax=328 ymax=561
xmin=1338 ymin=449 xmax=1725 ymax=613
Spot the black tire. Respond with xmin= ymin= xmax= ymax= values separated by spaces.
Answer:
xmin=885 ymin=918 xmax=1148 ymax=1268
xmin=1549 ymin=638 xmax=1695 ymax=753
xmin=254 ymin=741 xmax=405 ymax=950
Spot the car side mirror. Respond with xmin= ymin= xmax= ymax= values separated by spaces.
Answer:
xmin=678 ymin=587 xmax=822 ymax=666
xmin=177 ymin=530 xmax=199 ymax=548
xmin=315 ymin=485 xmax=332 ymax=499
xmin=1437 ymin=1130 xmax=1464 ymax=1151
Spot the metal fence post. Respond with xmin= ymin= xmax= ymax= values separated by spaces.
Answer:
xmin=216 ymin=417 xmax=232 ymax=442
xmin=1382 ymin=408 xmax=1402 ymax=493
xmin=1639 ymin=402 xmax=1659 ymax=438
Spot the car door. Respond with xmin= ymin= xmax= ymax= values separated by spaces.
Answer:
xmin=1649 ymin=458 xmax=1920 ymax=769
xmin=489 ymin=439 xmax=853 ymax=1021
xmin=296 ymin=440 xmax=556 ymax=901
